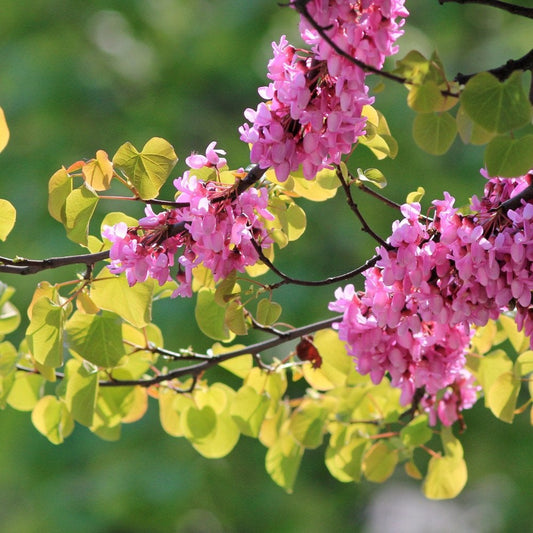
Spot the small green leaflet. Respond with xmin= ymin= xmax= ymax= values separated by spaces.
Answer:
xmin=0 ymin=199 xmax=16 ymax=241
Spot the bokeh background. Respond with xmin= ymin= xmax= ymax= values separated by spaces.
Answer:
xmin=0 ymin=1 xmax=532 ymax=531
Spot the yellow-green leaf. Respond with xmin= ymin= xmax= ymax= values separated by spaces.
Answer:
xmin=487 ymin=371 xmax=520 ymax=423
xmin=461 ymin=71 xmax=532 ymax=134
xmin=212 ymin=343 xmax=253 ymax=379
xmin=456 ymin=105 xmax=494 ymax=145
xmin=66 ymin=311 xmax=125 ymax=368
xmin=64 ymin=185 xmax=99 ymax=245
xmin=230 ymin=385 xmax=270 ymax=437
xmin=400 ymin=414 xmax=433 ymax=447
xmin=0 ymin=300 xmax=20 ymax=335
xmin=256 ymin=298 xmax=282 ymax=326
xmin=90 ymin=268 xmax=154 ymax=328
xmin=0 ymin=199 xmax=16 ymax=241
xmin=62 ymin=359 xmax=98 ymax=427
xmin=0 ymin=106 xmax=9 ymax=152
xmin=485 ymin=134 xmax=533 ymax=178
xmin=113 ymin=137 xmax=178 ymax=200
xmin=224 ymin=300 xmax=248 ymax=336
xmin=362 ymin=441 xmax=399 ymax=483
xmin=407 ymin=80 xmax=444 ymax=113
xmin=82 ymin=150 xmax=114 ymax=191
xmin=406 ymin=186 xmax=425 ymax=204
xmin=289 ymin=401 xmax=328 ymax=449
xmin=195 ymin=287 xmax=235 ymax=342
xmin=7 ymin=372 xmax=44 ymax=411
xmin=26 ymin=297 xmax=64 ymax=368
xmin=423 ymin=455 xmax=467 ymax=499
xmin=413 ymin=112 xmax=457 ymax=155
xmin=31 ymin=395 xmax=74 ymax=444
xmin=325 ymin=426 xmax=368 ymax=483
xmin=48 ymin=168 xmax=73 ymax=224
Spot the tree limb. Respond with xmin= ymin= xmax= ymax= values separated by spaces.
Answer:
xmin=439 ymin=0 xmax=533 ymax=19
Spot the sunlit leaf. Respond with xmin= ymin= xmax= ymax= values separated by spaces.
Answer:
xmin=362 ymin=441 xmax=399 ymax=483
xmin=159 ymin=388 xmax=194 ymax=437
xmin=195 ymin=288 xmax=235 ymax=342
xmin=413 ymin=112 xmax=457 ymax=155
xmin=256 ymin=298 xmax=282 ymax=326
xmin=0 ymin=301 xmax=20 ymax=335
xmin=423 ymin=454 xmax=467 ymax=499
xmin=64 ymin=185 xmax=99 ymax=245
xmin=265 ymin=422 xmax=304 ymax=493
xmin=485 ymin=134 xmax=533 ymax=178
xmin=516 ymin=351 xmax=533 ymax=377
xmin=230 ymin=385 xmax=270 ymax=437
xmin=286 ymin=202 xmax=306 ymax=241
xmin=499 ymin=315 xmax=530 ymax=354
xmin=456 ymin=105 xmax=494 ymax=145
xmin=406 ymin=186 xmax=425 ymax=204
xmin=407 ymin=80 xmax=444 ymax=113
xmin=213 ymin=343 xmax=253 ymax=379
xmin=487 ymin=371 xmax=520 ymax=423
xmin=62 ymin=359 xmax=98 ymax=427
xmin=289 ymin=400 xmax=328 ymax=449
xmin=0 ymin=106 xmax=9 ymax=152
xmin=82 ymin=150 xmax=114 ymax=191
xmin=66 ymin=311 xmax=125 ymax=368
xmin=400 ymin=414 xmax=433 ymax=447
xmin=48 ymin=168 xmax=72 ymax=224
xmin=26 ymin=297 xmax=65 ymax=368
xmin=7 ymin=372 xmax=44 ymax=411
xmin=461 ymin=71 xmax=532 ymax=134
xmin=31 ymin=395 xmax=74 ymax=444
xmin=356 ymin=168 xmax=387 ymax=189
xmin=0 ymin=199 xmax=16 ymax=241
xmin=113 ymin=137 xmax=178 ymax=200
xmin=90 ymin=268 xmax=154 ymax=328
xmin=224 ymin=300 xmax=248 ymax=336
xmin=325 ymin=426 xmax=368 ymax=482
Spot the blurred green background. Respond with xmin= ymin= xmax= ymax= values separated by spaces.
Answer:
xmin=0 ymin=1 xmax=532 ymax=531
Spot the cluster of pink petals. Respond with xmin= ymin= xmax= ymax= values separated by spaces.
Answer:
xmin=103 ymin=143 xmax=273 ymax=297
xmin=240 ymin=1 xmax=408 ymax=181
xmin=330 ymin=170 xmax=533 ymax=426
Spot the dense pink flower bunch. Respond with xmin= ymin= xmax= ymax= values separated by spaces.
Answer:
xmin=239 ymin=1 xmax=408 ymax=181
xmin=103 ymin=143 xmax=274 ymax=297
xmin=330 ymin=170 xmax=533 ymax=425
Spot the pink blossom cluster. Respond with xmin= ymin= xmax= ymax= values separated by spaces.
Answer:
xmin=239 ymin=1 xmax=408 ymax=181
xmin=330 ymin=170 xmax=533 ymax=426
xmin=103 ymin=143 xmax=274 ymax=297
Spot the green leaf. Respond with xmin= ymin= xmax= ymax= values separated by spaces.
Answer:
xmin=82 ymin=150 xmax=114 ymax=191
xmin=485 ymin=135 xmax=533 ymax=178
xmin=362 ymin=441 xmax=399 ymax=483
xmin=356 ymin=168 xmax=387 ymax=189
xmin=302 ymin=329 xmax=357 ymax=390
xmin=325 ymin=426 xmax=368 ymax=482
xmin=113 ymin=137 xmax=178 ymax=200
xmin=407 ymin=80 xmax=444 ymax=113
xmin=230 ymin=385 xmax=270 ymax=437
xmin=499 ymin=314 xmax=530 ymax=354
xmin=461 ymin=71 xmax=532 ymax=134
xmin=48 ymin=168 xmax=73 ymax=224
xmin=224 ymin=300 xmax=248 ymax=336
xmin=286 ymin=202 xmax=306 ymax=241
xmin=26 ymin=297 xmax=65 ymax=368
xmin=476 ymin=349 xmax=513 ymax=403
xmin=0 ymin=199 xmax=16 ymax=241
xmin=183 ymin=405 xmax=217 ymax=440
xmin=64 ymin=185 xmax=99 ymax=245
xmin=400 ymin=414 xmax=433 ymax=447
xmin=289 ymin=400 xmax=328 ymax=449
xmin=185 ymin=383 xmax=240 ymax=458
xmin=0 ymin=301 xmax=20 ymax=335
xmin=31 ymin=395 xmax=74 ymax=444
xmin=413 ymin=112 xmax=457 ymax=155
xmin=516 ymin=351 xmax=533 ymax=377
xmin=66 ymin=311 xmax=125 ymax=368
xmin=62 ymin=359 xmax=98 ymax=427
xmin=265 ymin=424 xmax=304 ymax=493
xmin=90 ymin=268 xmax=154 ymax=328
xmin=7 ymin=372 xmax=44 ymax=411
xmin=158 ymin=388 xmax=195 ymax=437
xmin=195 ymin=288 xmax=235 ymax=342
xmin=487 ymin=371 xmax=520 ymax=423
xmin=0 ymin=106 xmax=9 ymax=152
xmin=406 ymin=186 xmax=425 ymax=204
xmin=456 ymin=105 xmax=495 ymax=145
xmin=256 ymin=298 xmax=282 ymax=326
xmin=212 ymin=343 xmax=253 ymax=378
xmin=423 ymin=455 xmax=467 ymax=499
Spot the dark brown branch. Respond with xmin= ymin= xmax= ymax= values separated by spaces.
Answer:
xmin=356 ymin=183 xmax=402 ymax=211
xmin=336 ymin=168 xmax=392 ymax=249
xmin=455 ymin=48 xmax=533 ymax=85
xmin=0 ymin=250 xmax=110 ymax=275
xmin=252 ymin=240 xmax=380 ymax=290
xmin=498 ymin=178 xmax=533 ymax=213
xmin=439 ymin=0 xmax=533 ymax=19
xmin=100 ymin=315 xmax=342 ymax=387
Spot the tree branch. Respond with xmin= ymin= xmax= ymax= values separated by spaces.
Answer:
xmin=0 ymin=250 xmax=110 ymax=275
xmin=455 ymin=48 xmax=533 ymax=85
xmin=439 ymin=0 xmax=533 ymax=19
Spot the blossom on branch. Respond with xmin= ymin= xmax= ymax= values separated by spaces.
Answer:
xmin=103 ymin=144 xmax=273 ymax=297
xmin=239 ymin=1 xmax=408 ymax=181
xmin=330 ymin=170 xmax=533 ymax=425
